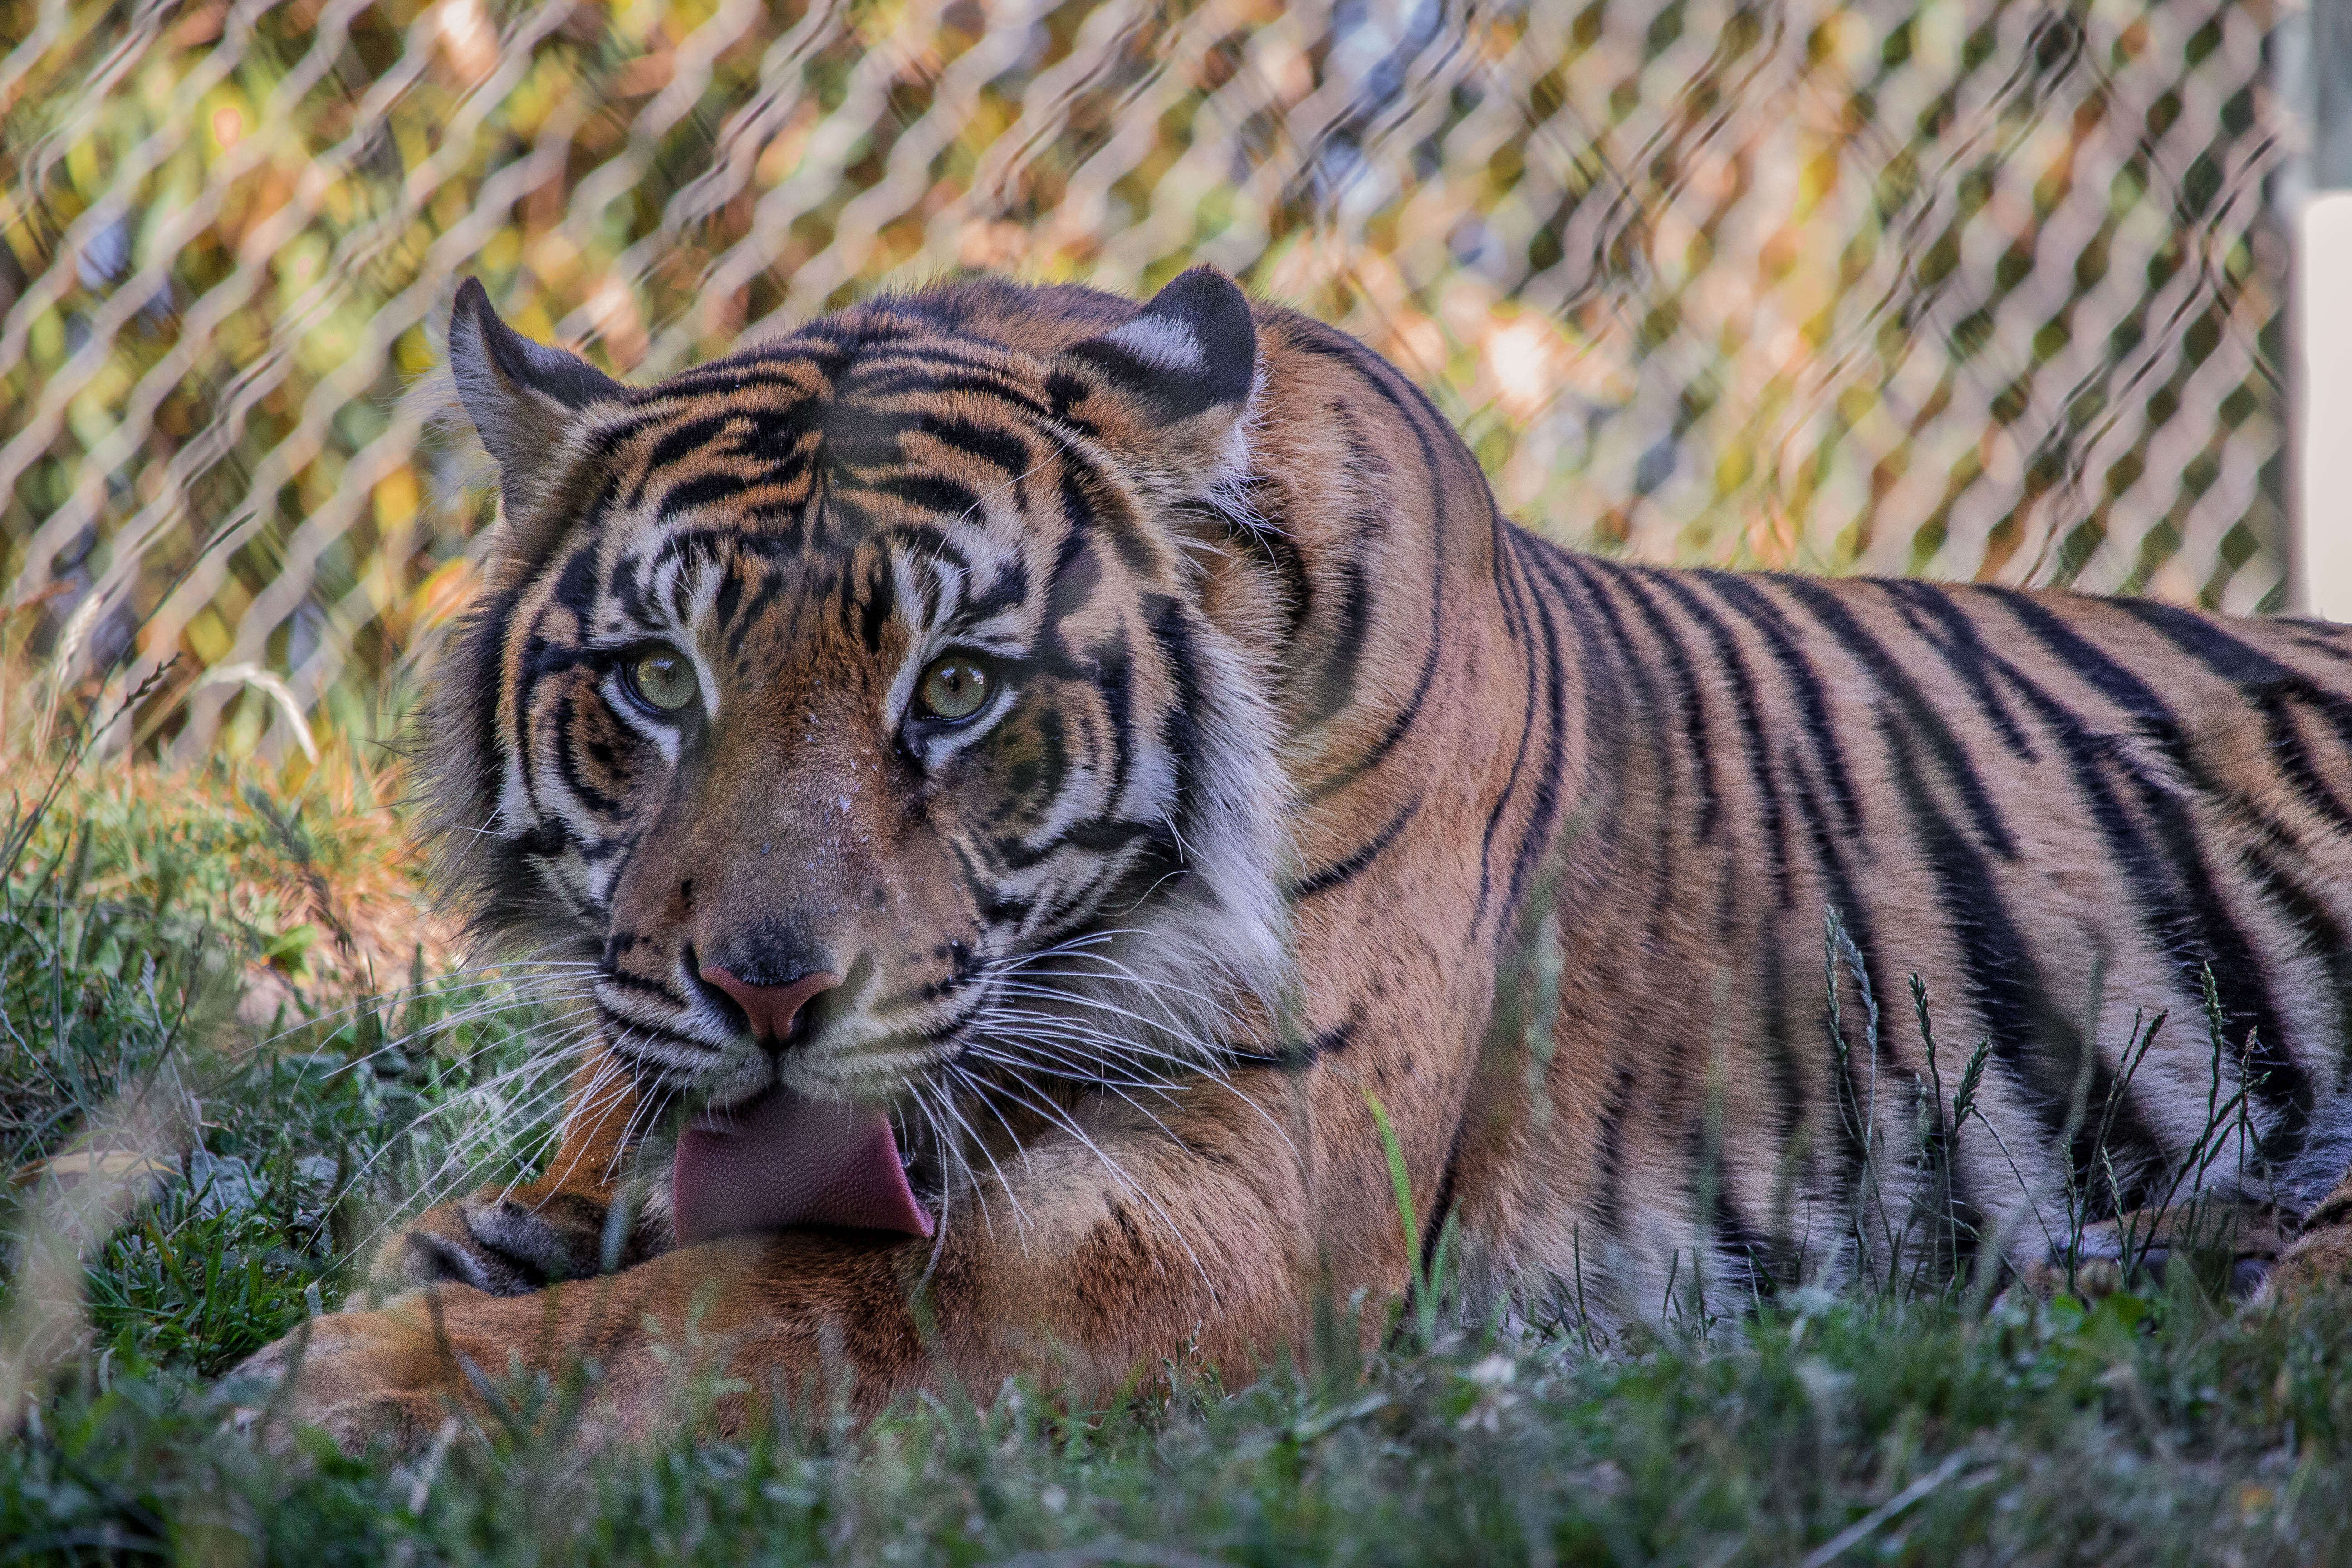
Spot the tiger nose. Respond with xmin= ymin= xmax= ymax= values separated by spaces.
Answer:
xmin=698 ymin=965 xmax=843 ymax=1050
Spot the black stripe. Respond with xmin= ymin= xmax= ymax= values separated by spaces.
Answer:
xmin=964 ymin=555 xmax=1030 ymax=622
xmin=1241 ymin=1004 xmax=1362 ymax=1066
xmin=990 ymin=814 xmax=1161 ymax=873
xmin=1421 ymin=1119 xmax=1467 ymax=1275
xmin=549 ymin=692 xmax=626 ymax=818
xmin=1774 ymin=576 xmax=2014 ymax=857
xmin=2118 ymin=599 xmax=2338 ymax=691
xmin=593 ymin=1003 xmax=715 ymax=1056
xmin=1552 ymin=553 xmax=1670 ymax=818
xmin=2116 ymin=599 xmax=2352 ymax=835
xmin=1145 ymin=594 xmax=1209 ymax=853
xmin=1055 ymin=448 xmax=1158 ymax=578
xmin=2260 ymin=697 xmax=2352 ymax=839
xmin=1303 ymin=560 xmax=1374 ymax=728
xmin=1282 ymin=325 xmax=1450 ymax=792
xmin=1864 ymin=688 xmax=2145 ymax=1167
xmin=628 ymin=414 xmax=743 ymax=507
xmin=1697 ymin=1142 xmax=1782 ymax=1301
xmin=1778 ymin=737 xmax=1892 ymax=1225
xmin=1989 ymin=590 xmax=2308 ymax=1149
xmin=1552 ymin=553 xmax=1694 ymax=948
xmin=2282 ymin=627 xmax=2352 ymax=666
xmin=1494 ymin=532 xmax=1602 ymax=932
xmin=1510 ymin=546 xmax=1614 ymax=922
xmin=841 ymin=365 xmax=1056 ymax=421
xmin=1219 ymin=485 xmax=1311 ymax=642
xmin=1755 ymin=920 xmax=1806 ymax=1214
xmin=1879 ymin=581 xmax=2038 ymax=762
xmin=1094 ymin=632 xmax=1137 ymax=816
xmin=1334 ymin=588 xmax=1444 ymax=793
xmin=1470 ymin=540 xmax=1550 ymax=925
xmin=1705 ymin=574 xmax=1869 ymax=839
xmin=995 ymin=704 xmax=1072 ymax=826
xmin=877 ymin=410 xmax=1037 ymax=480
xmin=2237 ymin=839 xmax=2352 ymax=1081
xmin=858 ymin=555 xmax=895 ymax=654
xmin=1289 ymin=798 xmax=1422 ymax=900
xmin=1590 ymin=1061 xmax=1635 ymax=1240
xmin=1611 ymin=566 xmax=1723 ymax=841
xmin=1645 ymin=569 xmax=1793 ymax=905
xmin=599 ymin=969 xmax=689 ymax=1006
xmin=861 ymin=472 xmax=982 ymax=519
xmin=712 ymin=559 xmax=745 ymax=639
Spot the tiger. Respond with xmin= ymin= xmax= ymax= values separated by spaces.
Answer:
xmin=238 ymin=265 xmax=2352 ymax=1453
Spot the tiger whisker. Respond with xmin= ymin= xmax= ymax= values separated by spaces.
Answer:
xmin=937 ymin=1063 xmax=1036 ymax=1242
xmin=246 ymin=969 xmax=601 ymax=1063
xmin=334 ymin=1074 xmax=582 ymax=1270
xmin=966 ymin=1049 xmax=1188 ymax=1097
xmin=534 ymin=1050 xmax=637 ymax=1200
xmin=982 ymin=984 xmax=1233 ymax=1062
xmin=963 ymin=1044 xmax=1189 ymax=1147
xmin=985 ymin=935 xmax=1250 ymax=1023
xmin=335 ymin=1063 xmax=583 ymax=1213
xmin=330 ymin=1019 xmax=605 ymax=1202
xmin=948 ymin=1064 xmax=1202 ymax=1286
xmin=969 ymin=1005 xmax=1222 ymax=1063
xmin=903 ymin=1072 xmax=990 ymax=1242
xmin=975 ymin=1014 xmax=1235 ymax=1088
xmin=594 ymin=1029 xmax=687 ymax=1184
xmin=314 ymin=991 xmax=603 ymax=1087
xmin=413 ymin=1018 xmax=606 ymax=1106
xmin=970 ymin=1012 xmax=1299 ymax=1155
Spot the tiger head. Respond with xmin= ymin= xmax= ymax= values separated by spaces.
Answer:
xmin=427 ymin=270 xmax=1295 ymax=1240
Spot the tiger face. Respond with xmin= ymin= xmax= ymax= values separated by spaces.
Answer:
xmin=430 ymin=271 xmax=1294 ymax=1239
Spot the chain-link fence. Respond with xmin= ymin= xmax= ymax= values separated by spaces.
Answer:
xmin=0 ymin=0 xmax=2295 ymax=764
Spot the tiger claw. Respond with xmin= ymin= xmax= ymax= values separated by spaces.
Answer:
xmin=386 ymin=1190 xmax=650 ymax=1296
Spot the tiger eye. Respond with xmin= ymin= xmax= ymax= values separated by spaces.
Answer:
xmin=631 ymin=646 xmax=698 ymax=713
xmin=918 ymin=656 xmax=992 ymax=722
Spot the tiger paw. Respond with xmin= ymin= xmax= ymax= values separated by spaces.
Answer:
xmin=2254 ymin=1181 xmax=2352 ymax=1307
xmin=2001 ymin=1202 xmax=2289 ymax=1307
xmin=385 ymin=1188 xmax=648 ymax=1296
xmin=232 ymin=1300 xmax=472 ymax=1459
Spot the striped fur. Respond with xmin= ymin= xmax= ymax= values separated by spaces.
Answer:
xmin=240 ymin=270 xmax=2352 ymax=1450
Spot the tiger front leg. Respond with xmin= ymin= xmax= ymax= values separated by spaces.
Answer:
xmin=242 ymin=1234 xmax=790 ymax=1454
xmin=244 ymin=1110 xmax=1319 ymax=1456
xmin=382 ymin=1052 xmax=668 ymax=1297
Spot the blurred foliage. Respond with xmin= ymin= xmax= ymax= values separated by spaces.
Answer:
xmin=0 ymin=793 xmax=567 ymax=1376
xmin=0 ymin=671 xmax=561 ymax=1378
xmin=0 ymin=0 xmax=2295 ymax=766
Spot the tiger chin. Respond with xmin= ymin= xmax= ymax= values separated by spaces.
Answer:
xmin=235 ymin=266 xmax=2352 ymax=1454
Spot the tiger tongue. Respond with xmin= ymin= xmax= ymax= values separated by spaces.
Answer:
xmin=671 ymin=1089 xmax=933 ymax=1245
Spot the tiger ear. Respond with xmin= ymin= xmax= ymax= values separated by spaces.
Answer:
xmin=447 ymin=278 xmax=626 ymax=521
xmin=1065 ymin=267 xmax=1257 ymax=472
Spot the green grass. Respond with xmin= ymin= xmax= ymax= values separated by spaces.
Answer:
xmin=5 ymin=761 xmax=2352 ymax=1566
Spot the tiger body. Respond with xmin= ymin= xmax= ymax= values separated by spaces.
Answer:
xmin=242 ymin=268 xmax=2352 ymax=1449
